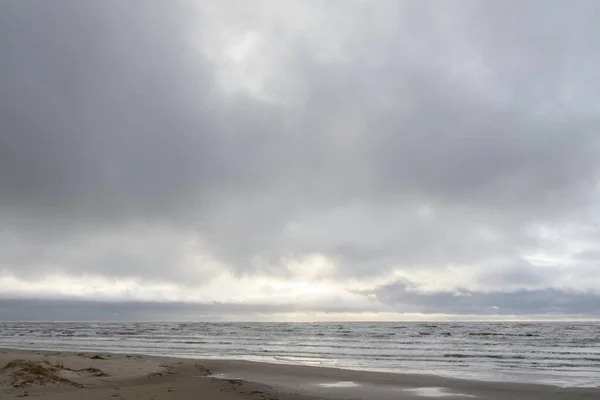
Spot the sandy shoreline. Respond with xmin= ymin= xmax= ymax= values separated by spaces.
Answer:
xmin=1 ymin=348 xmax=598 ymax=399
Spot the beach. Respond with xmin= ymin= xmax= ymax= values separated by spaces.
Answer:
xmin=1 ymin=348 xmax=599 ymax=400
xmin=2 ymin=321 xmax=598 ymax=387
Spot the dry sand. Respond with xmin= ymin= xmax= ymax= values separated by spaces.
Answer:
xmin=0 ymin=349 xmax=295 ymax=400
xmin=1 ymin=348 xmax=598 ymax=399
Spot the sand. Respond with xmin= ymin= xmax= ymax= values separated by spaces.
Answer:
xmin=1 ymin=348 xmax=598 ymax=399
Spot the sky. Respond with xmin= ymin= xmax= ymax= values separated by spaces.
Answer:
xmin=1 ymin=0 xmax=600 ymax=321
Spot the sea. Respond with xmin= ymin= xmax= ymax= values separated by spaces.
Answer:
xmin=0 ymin=321 xmax=598 ymax=387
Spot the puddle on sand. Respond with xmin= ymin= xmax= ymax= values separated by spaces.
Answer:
xmin=401 ymin=387 xmax=475 ymax=398
xmin=318 ymin=381 xmax=360 ymax=388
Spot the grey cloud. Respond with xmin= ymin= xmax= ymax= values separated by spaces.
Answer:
xmin=1 ymin=0 xmax=600 ymax=307
xmin=574 ymin=250 xmax=600 ymax=261
xmin=475 ymin=259 xmax=549 ymax=288
xmin=0 ymin=298 xmax=378 ymax=322
xmin=368 ymin=279 xmax=600 ymax=316
xmin=0 ymin=1 xmax=224 ymax=224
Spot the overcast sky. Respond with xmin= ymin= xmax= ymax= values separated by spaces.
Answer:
xmin=1 ymin=1 xmax=600 ymax=321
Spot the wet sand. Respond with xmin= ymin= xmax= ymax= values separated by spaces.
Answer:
xmin=1 ymin=348 xmax=598 ymax=399
xmin=203 ymin=359 xmax=600 ymax=400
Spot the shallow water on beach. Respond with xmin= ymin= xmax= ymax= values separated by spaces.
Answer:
xmin=0 ymin=321 xmax=598 ymax=387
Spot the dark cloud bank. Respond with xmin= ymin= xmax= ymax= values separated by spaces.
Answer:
xmin=1 ymin=1 xmax=600 ymax=320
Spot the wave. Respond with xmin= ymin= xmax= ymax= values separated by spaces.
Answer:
xmin=444 ymin=354 xmax=527 ymax=360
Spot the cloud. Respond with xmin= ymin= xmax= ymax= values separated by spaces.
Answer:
xmin=0 ymin=298 xmax=377 ymax=322
xmin=1 ymin=1 xmax=600 ymax=318
xmin=367 ymin=279 xmax=600 ymax=316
